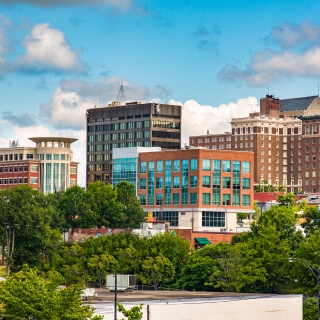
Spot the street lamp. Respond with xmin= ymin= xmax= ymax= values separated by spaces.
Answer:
xmin=289 ymin=257 xmax=320 ymax=319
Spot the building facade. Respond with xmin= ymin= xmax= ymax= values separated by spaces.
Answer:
xmin=190 ymin=94 xmax=320 ymax=194
xmin=0 ymin=137 xmax=78 ymax=194
xmin=86 ymin=102 xmax=181 ymax=185
xmin=137 ymin=148 xmax=254 ymax=232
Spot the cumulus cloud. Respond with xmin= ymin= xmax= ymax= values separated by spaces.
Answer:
xmin=14 ymin=23 xmax=86 ymax=73
xmin=0 ymin=0 xmax=132 ymax=9
xmin=169 ymin=96 xmax=259 ymax=145
xmin=272 ymin=22 xmax=320 ymax=48
xmin=219 ymin=22 xmax=320 ymax=86
xmin=2 ymin=112 xmax=38 ymax=127
xmin=40 ymin=77 xmax=150 ymax=130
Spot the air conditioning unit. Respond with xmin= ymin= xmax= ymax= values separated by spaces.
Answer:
xmin=220 ymin=228 xmax=227 ymax=232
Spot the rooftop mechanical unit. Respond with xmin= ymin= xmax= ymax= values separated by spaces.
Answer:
xmin=106 ymin=274 xmax=136 ymax=292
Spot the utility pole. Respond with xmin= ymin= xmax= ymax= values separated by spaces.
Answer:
xmin=114 ymin=272 xmax=117 ymax=320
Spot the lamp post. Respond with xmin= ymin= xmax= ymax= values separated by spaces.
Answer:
xmin=289 ymin=257 xmax=320 ymax=319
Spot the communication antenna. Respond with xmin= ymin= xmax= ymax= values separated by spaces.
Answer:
xmin=116 ymin=84 xmax=127 ymax=105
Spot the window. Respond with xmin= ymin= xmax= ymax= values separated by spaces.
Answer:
xmin=173 ymin=193 xmax=180 ymax=205
xmin=202 ymin=193 xmax=210 ymax=205
xmin=139 ymin=194 xmax=146 ymax=205
xmin=144 ymin=120 xmax=150 ymax=128
xmin=30 ymin=177 xmax=38 ymax=184
xmin=202 ymin=159 xmax=210 ymax=171
xmin=222 ymin=160 xmax=231 ymax=172
xmin=30 ymin=165 xmax=38 ymax=172
xmin=156 ymin=161 xmax=163 ymax=173
xmin=140 ymin=162 xmax=146 ymax=173
xmin=156 ymin=194 xmax=163 ymax=205
xmin=243 ymin=161 xmax=251 ymax=173
xmin=190 ymin=159 xmax=197 ymax=171
xmin=242 ymin=178 xmax=250 ymax=190
xmin=202 ymin=176 xmax=210 ymax=188
xmin=242 ymin=195 xmax=250 ymax=206
xmin=156 ymin=177 xmax=162 ymax=189
xmin=223 ymin=194 xmax=230 ymax=205
xmin=139 ymin=178 xmax=146 ymax=189
xmin=190 ymin=176 xmax=197 ymax=188
xmin=173 ymin=176 xmax=180 ymax=188
xmin=202 ymin=211 xmax=225 ymax=227
xmin=223 ymin=177 xmax=231 ymax=189
xmin=190 ymin=193 xmax=197 ymax=205
xmin=173 ymin=160 xmax=180 ymax=172
xmin=46 ymin=154 xmax=52 ymax=160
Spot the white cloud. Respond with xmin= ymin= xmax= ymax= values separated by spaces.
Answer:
xmin=40 ymin=77 xmax=150 ymax=130
xmin=169 ymin=97 xmax=259 ymax=145
xmin=272 ymin=22 xmax=320 ymax=48
xmin=15 ymin=23 xmax=85 ymax=73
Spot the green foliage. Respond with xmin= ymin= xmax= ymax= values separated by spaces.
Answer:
xmin=115 ymin=181 xmax=146 ymax=228
xmin=303 ymin=297 xmax=318 ymax=320
xmin=277 ymin=192 xmax=297 ymax=207
xmin=236 ymin=212 xmax=248 ymax=222
xmin=0 ymin=266 xmax=100 ymax=320
xmin=301 ymin=206 xmax=320 ymax=236
xmin=0 ymin=185 xmax=62 ymax=274
xmin=117 ymin=302 xmax=143 ymax=320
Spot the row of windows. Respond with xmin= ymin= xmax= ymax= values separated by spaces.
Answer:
xmin=0 ymin=177 xmax=37 ymax=185
xmin=0 ymin=165 xmax=30 ymax=173
xmin=88 ymin=121 xmax=151 ymax=132
xmin=88 ymin=141 xmax=151 ymax=152
xmin=140 ymin=160 xmax=251 ymax=174
xmin=88 ymin=131 xmax=150 ymax=142
xmin=0 ymin=154 xmax=24 ymax=161
xmin=39 ymin=154 xmax=68 ymax=161
xmin=140 ymin=177 xmax=250 ymax=190
xmin=140 ymin=193 xmax=250 ymax=206
xmin=150 ymin=211 xmax=230 ymax=228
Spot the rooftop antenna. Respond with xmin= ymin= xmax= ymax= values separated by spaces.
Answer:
xmin=116 ymin=84 xmax=127 ymax=105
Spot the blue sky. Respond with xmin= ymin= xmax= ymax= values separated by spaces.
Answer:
xmin=1 ymin=0 xmax=320 ymax=185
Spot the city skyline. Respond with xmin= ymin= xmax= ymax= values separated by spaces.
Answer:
xmin=1 ymin=0 xmax=320 ymax=186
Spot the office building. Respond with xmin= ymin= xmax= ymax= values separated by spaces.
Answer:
xmin=190 ymin=94 xmax=320 ymax=194
xmin=136 ymin=148 xmax=254 ymax=232
xmin=0 ymin=137 xmax=78 ymax=194
xmin=86 ymin=102 xmax=182 ymax=185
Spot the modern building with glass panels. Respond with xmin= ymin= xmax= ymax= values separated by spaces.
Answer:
xmin=0 ymin=137 xmax=78 ymax=194
xmin=86 ymin=102 xmax=181 ymax=185
xmin=112 ymin=147 xmax=161 ymax=190
xmin=137 ymin=148 xmax=254 ymax=232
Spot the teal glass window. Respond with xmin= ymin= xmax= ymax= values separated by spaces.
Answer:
xmin=223 ymin=194 xmax=231 ymax=205
xmin=233 ymin=161 xmax=240 ymax=173
xmin=243 ymin=161 xmax=251 ymax=173
xmin=213 ymin=159 xmax=221 ymax=172
xmin=140 ymin=162 xmax=146 ymax=173
xmin=223 ymin=177 xmax=231 ymax=189
xmin=136 ymin=121 xmax=142 ymax=129
xmin=242 ymin=194 xmax=251 ymax=206
xmin=156 ymin=177 xmax=162 ymax=189
xmin=140 ymin=194 xmax=146 ymax=205
xmin=127 ymin=122 xmax=134 ymax=129
xmin=119 ymin=123 xmax=125 ymax=130
xmin=202 ymin=176 xmax=210 ymax=188
xmin=54 ymin=154 xmax=59 ymax=160
xmin=223 ymin=160 xmax=231 ymax=172
xmin=202 ymin=159 xmax=210 ymax=171
xmin=88 ymin=135 xmax=94 ymax=142
xmin=232 ymin=194 xmax=240 ymax=206
xmin=190 ymin=158 xmax=197 ymax=171
xmin=173 ymin=160 xmax=180 ymax=172
xmin=156 ymin=194 xmax=163 ymax=205
xmin=190 ymin=176 xmax=197 ymax=188
xmin=140 ymin=178 xmax=146 ymax=189
xmin=173 ymin=176 xmax=180 ymax=188
xmin=173 ymin=193 xmax=180 ymax=205
xmin=202 ymin=193 xmax=210 ymax=205
xmin=46 ymin=154 xmax=52 ymax=160
xmin=202 ymin=211 xmax=225 ymax=227
xmin=156 ymin=161 xmax=163 ymax=173
xmin=242 ymin=178 xmax=250 ymax=190
xmin=182 ymin=191 xmax=188 ymax=205
xmin=144 ymin=120 xmax=150 ymax=128
xmin=165 ymin=160 xmax=171 ymax=171
xmin=212 ymin=193 xmax=220 ymax=205
xmin=190 ymin=193 xmax=197 ymax=205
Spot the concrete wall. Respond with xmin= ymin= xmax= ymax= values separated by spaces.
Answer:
xmin=93 ymin=295 xmax=303 ymax=320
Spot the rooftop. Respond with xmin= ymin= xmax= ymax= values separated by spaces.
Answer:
xmin=280 ymin=96 xmax=318 ymax=112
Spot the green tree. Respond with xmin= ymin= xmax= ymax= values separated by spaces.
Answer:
xmin=0 ymin=266 xmax=102 ymax=320
xmin=303 ymin=298 xmax=318 ymax=320
xmin=301 ymin=206 xmax=320 ymax=236
xmin=0 ymin=185 xmax=62 ymax=275
xmin=86 ymin=253 xmax=117 ymax=288
xmin=117 ymin=303 xmax=143 ymax=320
xmin=86 ymin=181 xmax=125 ymax=227
xmin=141 ymin=253 xmax=175 ymax=289
xmin=277 ymin=192 xmax=297 ymax=207
xmin=59 ymin=185 xmax=97 ymax=229
xmin=115 ymin=181 xmax=146 ymax=228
